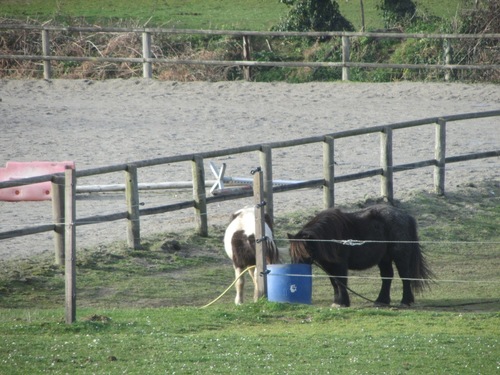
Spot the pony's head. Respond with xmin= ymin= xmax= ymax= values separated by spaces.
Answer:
xmin=287 ymin=232 xmax=315 ymax=264
xmin=287 ymin=208 xmax=355 ymax=266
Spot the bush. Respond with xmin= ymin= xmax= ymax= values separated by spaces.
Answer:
xmin=377 ymin=0 xmax=417 ymax=28
xmin=273 ymin=0 xmax=354 ymax=32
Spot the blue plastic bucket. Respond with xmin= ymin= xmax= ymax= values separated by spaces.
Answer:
xmin=267 ymin=264 xmax=312 ymax=304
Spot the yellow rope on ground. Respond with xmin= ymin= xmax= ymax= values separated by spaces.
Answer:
xmin=200 ymin=265 xmax=256 ymax=309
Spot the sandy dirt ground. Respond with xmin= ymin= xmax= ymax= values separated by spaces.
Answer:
xmin=1 ymin=79 xmax=499 ymax=260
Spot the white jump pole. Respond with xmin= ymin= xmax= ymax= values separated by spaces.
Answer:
xmin=76 ymin=161 xmax=304 ymax=194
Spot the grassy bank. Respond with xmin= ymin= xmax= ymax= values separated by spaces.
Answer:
xmin=0 ymin=180 xmax=499 ymax=373
xmin=2 ymin=0 xmax=497 ymax=82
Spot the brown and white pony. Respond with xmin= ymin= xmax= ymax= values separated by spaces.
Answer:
xmin=224 ymin=206 xmax=280 ymax=304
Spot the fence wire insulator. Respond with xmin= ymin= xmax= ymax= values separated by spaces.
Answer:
xmin=250 ymin=167 xmax=261 ymax=175
xmin=256 ymin=236 xmax=268 ymax=244
xmin=256 ymin=200 xmax=266 ymax=208
xmin=341 ymin=239 xmax=366 ymax=246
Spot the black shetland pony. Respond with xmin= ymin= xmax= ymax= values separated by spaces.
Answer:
xmin=288 ymin=204 xmax=433 ymax=307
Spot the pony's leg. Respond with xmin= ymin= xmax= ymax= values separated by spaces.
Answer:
xmin=234 ymin=267 xmax=245 ymax=305
xmin=327 ymin=265 xmax=350 ymax=307
xmin=394 ymin=260 xmax=414 ymax=307
xmin=328 ymin=276 xmax=341 ymax=305
xmin=375 ymin=260 xmax=394 ymax=306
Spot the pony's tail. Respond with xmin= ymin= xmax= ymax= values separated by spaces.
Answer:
xmin=410 ymin=244 xmax=434 ymax=293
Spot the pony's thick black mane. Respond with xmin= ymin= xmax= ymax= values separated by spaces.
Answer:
xmin=302 ymin=208 xmax=357 ymax=239
xmin=291 ymin=208 xmax=361 ymax=263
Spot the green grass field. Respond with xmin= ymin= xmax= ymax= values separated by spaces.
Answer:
xmin=1 ymin=180 xmax=499 ymax=374
xmin=1 ymin=304 xmax=498 ymax=374
xmin=0 ymin=0 xmax=463 ymax=30
xmin=0 ymin=3 xmax=497 ymax=372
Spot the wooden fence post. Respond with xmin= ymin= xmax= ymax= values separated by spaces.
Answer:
xmin=192 ymin=155 xmax=208 ymax=236
xmin=142 ymin=31 xmax=152 ymax=78
xmin=444 ymin=38 xmax=452 ymax=82
xmin=253 ymin=168 xmax=267 ymax=301
xmin=434 ymin=118 xmax=446 ymax=196
xmin=259 ymin=145 xmax=273 ymax=225
xmin=342 ymin=35 xmax=351 ymax=81
xmin=42 ymin=29 xmax=51 ymax=79
xmin=380 ymin=127 xmax=394 ymax=203
xmin=323 ymin=136 xmax=335 ymax=208
xmin=242 ymin=35 xmax=251 ymax=81
xmin=360 ymin=0 xmax=366 ymax=32
xmin=125 ymin=164 xmax=141 ymax=249
xmin=64 ymin=166 xmax=76 ymax=324
xmin=51 ymin=174 xmax=65 ymax=265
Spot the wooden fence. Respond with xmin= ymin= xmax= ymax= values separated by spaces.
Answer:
xmin=1 ymin=109 xmax=499 ymax=322
xmin=1 ymin=25 xmax=499 ymax=80
xmin=1 ymin=109 xmax=499 ymax=249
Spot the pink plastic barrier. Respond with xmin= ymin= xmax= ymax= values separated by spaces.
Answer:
xmin=0 ymin=161 xmax=75 ymax=201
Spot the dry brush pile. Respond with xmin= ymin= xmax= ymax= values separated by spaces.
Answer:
xmin=0 ymin=19 xmax=244 ymax=81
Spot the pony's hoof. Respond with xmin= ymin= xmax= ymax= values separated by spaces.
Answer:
xmin=398 ymin=303 xmax=412 ymax=309
xmin=373 ymin=301 xmax=390 ymax=308
xmin=331 ymin=303 xmax=347 ymax=308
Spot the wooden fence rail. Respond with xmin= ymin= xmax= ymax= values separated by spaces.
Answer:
xmin=1 ymin=25 xmax=499 ymax=80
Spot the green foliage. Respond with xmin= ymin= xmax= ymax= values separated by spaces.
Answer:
xmin=273 ymin=0 xmax=354 ymax=32
xmin=252 ymin=38 xmax=345 ymax=82
xmin=388 ymin=37 xmax=444 ymax=81
xmin=347 ymin=35 xmax=401 ymax=81
xmin=377 ymin=0 xmax=417 ymax=28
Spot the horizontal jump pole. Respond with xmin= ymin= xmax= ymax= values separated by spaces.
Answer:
xmin=76 ymin=177 xmax=304 ymax=193
xmin=77 ymin=180 xmax=220 ymax=193
xmin=207 ymin=188 xmax=254 ymax=203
